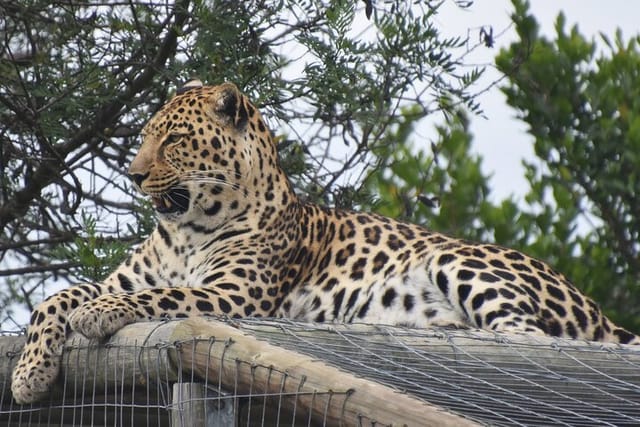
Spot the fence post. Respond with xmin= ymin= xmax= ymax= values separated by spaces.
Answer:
xmin=171 ymin=383 xmax=236 ymax=427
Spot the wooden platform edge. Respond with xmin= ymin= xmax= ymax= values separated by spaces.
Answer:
xmin=0 ymin=320 xmax=479 ymax=426
xmin=168 ymin=318 xmax=480 ymax=427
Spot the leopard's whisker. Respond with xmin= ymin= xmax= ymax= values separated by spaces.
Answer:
xmin=179 ymin=170 xmax=249 ymax=192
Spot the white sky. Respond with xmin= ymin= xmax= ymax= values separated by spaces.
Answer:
xmin=435 ymin=0 xmax=640 ymax=202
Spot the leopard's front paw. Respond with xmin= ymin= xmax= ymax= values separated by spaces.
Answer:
xmin=68 ymin=297 xmax=137 ymax=339
xmin=12 ymin=348 xmax=60 ymax=404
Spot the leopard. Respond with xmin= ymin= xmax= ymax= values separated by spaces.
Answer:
xmin=11 ymin=80 xmax=640 ymax=404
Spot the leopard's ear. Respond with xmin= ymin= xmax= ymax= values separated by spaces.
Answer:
xmin=176 ymin=78 xmax=203 ymax=95
xmin=210 ymin=82 xmax=249 ymax=129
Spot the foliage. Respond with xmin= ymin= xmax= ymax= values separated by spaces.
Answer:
xmin=51 ymin=213 xmax=130 ymax=283
xmin=0 ymin=0 xmax=490 ymax=325
xmin=364 ymin=107 xmax=493 ymax=242
xmin=494 ymin=0 xmax=640 ymax=331
xmin=366 ymin=0 xmax=640 ymax=332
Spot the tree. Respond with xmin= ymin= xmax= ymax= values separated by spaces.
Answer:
xmin=0 ymin=0 xmax=490 ymax=325
xmin=364 ymin=107 xmax=494 ymax=242
xmin=365 ymin=0 xmax=640 ymax=332
xmin=496 ymin=0 xmax=640 ymax=331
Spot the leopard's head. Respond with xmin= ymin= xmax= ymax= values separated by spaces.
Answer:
xmin=129 ymin=81 xmax=286 ymax=227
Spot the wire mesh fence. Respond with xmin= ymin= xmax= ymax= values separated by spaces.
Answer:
xmin=1 ymin=317 xmax=639 ymax=426
xmin=240 ymin=319 xmax=640 ymax=426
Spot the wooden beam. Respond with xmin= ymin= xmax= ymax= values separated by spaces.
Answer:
xmin=168 ymin=318 xmax=478 ymax=427
xmin=1 ymin=320 xmax=478 ymax=425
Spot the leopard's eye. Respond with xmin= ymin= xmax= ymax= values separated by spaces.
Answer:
xmin=162 ymin=132 xmax=185 ymax=147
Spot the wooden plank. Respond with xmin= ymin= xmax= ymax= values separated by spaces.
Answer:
xmin=168 ymin=318 xmax=479 ymax=427
xmin=241 ymin=320 xmax=640 ymax=377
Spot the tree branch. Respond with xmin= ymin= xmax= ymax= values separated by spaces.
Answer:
xmin=0 ymin=262 xmax=80 ymax=277
xmin=0 ymin=0 xmax=191 ymax=232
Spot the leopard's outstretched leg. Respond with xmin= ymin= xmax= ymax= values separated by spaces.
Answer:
xmin=11 ymin=284 xmax=101 ymax=404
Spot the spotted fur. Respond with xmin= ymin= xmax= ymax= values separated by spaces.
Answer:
xmin=12 ymin=82 xmax=639 ymax=404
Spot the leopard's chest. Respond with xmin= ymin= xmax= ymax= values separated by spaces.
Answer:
xmin=154 ymin=239 xmax=224 ymax=287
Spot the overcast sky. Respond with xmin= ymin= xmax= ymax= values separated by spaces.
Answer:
xmin=435 ymin=1 xmax=640 ymax=202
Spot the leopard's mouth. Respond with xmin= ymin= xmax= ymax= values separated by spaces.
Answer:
xmin=151 ymin=188 xmax=190 ymax=214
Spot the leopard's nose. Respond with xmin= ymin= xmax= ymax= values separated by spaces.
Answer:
xmin=128 ymin=172 xmax=149 ymax=187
